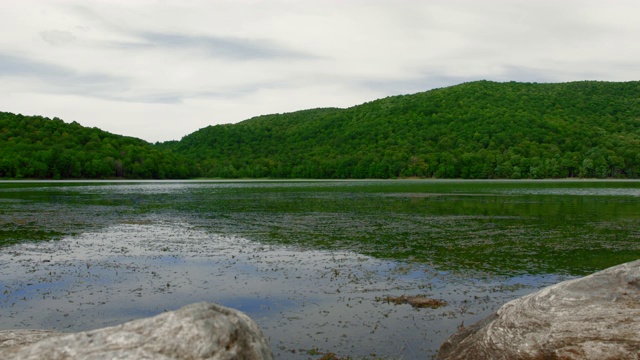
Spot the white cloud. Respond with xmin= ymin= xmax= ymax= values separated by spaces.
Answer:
xmin=1 ymin=0 xmax=640 ymax=142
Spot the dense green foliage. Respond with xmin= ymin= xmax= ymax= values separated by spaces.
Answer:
xmin=0 ymin=112 xmax=195 ymax=179
xmin=3 ymin=80 xmax=640 ymax=179
xmin=168 ymin=80 xmax=640 ymax=179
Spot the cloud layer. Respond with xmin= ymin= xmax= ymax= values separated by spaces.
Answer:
xmin=1 ymin=0 xmax=639 ymax=142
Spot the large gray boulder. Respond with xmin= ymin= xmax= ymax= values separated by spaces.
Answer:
xmin=438 ymin=260 xmax=640 ymax=360
xmin=0 ymin=302 xmax=273 ymax=360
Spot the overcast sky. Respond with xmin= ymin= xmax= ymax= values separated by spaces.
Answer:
xmin=2 ymin=0 xmax=639 ymax=143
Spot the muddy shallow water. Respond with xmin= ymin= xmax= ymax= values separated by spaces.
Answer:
xmin=1 ymin=180 xmax=639 ymax=359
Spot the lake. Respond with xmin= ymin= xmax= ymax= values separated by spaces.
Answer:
xmin=1 ymin=180 xmax=639 ymax=359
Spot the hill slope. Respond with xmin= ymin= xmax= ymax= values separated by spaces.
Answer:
xmin=168 ymin=80 xmax=640 ymax=179
xmin=0 ymin=112 xmax=195 ymax=179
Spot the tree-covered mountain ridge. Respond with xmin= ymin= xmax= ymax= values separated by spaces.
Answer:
xmin=2 ymin=80 xmax=640 ymax=179
xmin=167 ymin=80 xmax=640 ymax=179
xmin=0 ymin=112 xmax=197 ymax=179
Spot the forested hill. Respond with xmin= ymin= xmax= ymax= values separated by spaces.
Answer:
xmin=3 ymin=80 xmax=640 ymax=180
xmin=0 ymin=112 xmax=196 ymax=179
xmin=167 ymin=80 xmax=640 ymax=179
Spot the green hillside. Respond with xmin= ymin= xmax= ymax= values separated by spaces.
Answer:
xmin=3 ymin=80 xmax=640 ymax=180
xmin=0 ymin=112 xmax=195 ymax=179
xmin=168 ymin=80 xmax=640 ymax=179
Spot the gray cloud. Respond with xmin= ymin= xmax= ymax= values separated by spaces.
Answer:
xmin=40 ymin=30 xmax=77 ymax=46
xmin=0 ymin=52 xmax=279 ymax=105
xmin=114 ymin=32 xmax=317 ymax=61
xmin=65 ymin=4 xmax=317 ymax=61
xmin=0 ymin=53 xmax=127 ymax=94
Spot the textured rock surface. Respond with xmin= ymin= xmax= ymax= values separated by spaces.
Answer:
xmin=0 ymin=302 xmax=273 ymax=360
xmin=0 ymin=330 xmax=63 ymax=349
xmin=438 ymin=260 xmax=640 ymax=360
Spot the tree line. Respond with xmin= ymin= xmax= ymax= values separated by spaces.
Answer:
xmin=3 ymin=80 xmax=640 ymax=179
xmin=0 ymin=112 xmax=196 ymax=179
xmin=167 ymin=80 xmax=640 ymax=179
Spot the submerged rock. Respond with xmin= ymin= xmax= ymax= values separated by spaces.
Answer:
xmin=381 ymin=294 xmax=447 ymax=309
xmin=0 ymin=302 xmax=273 ymax=360
xmin=437 ymin=260 xmax=640 ymax=359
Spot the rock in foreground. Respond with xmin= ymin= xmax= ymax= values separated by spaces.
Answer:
xmin=438 ymin=260 xmax=640 ymax=359
xmin=0 ymin=302 xmax=273 ymax=360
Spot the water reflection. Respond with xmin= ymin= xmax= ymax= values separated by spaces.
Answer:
xmin=2 ymin=180 xmax=639 ymax=358
xmin=0 ymin=222 xmax=571 ymax=359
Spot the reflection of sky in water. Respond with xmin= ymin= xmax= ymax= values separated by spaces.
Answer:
xmin=0 ymin=222 xmax=573 ymax=359
xmin=0 ymin=180 xmax=360 ymax=195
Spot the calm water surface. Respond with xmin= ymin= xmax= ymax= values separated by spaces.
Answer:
xmin=1 ymin=180 xmax=639 ymax=359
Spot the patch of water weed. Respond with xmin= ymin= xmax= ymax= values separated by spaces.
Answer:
xmin=0 ymin=229 xmax=65 ymax=247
